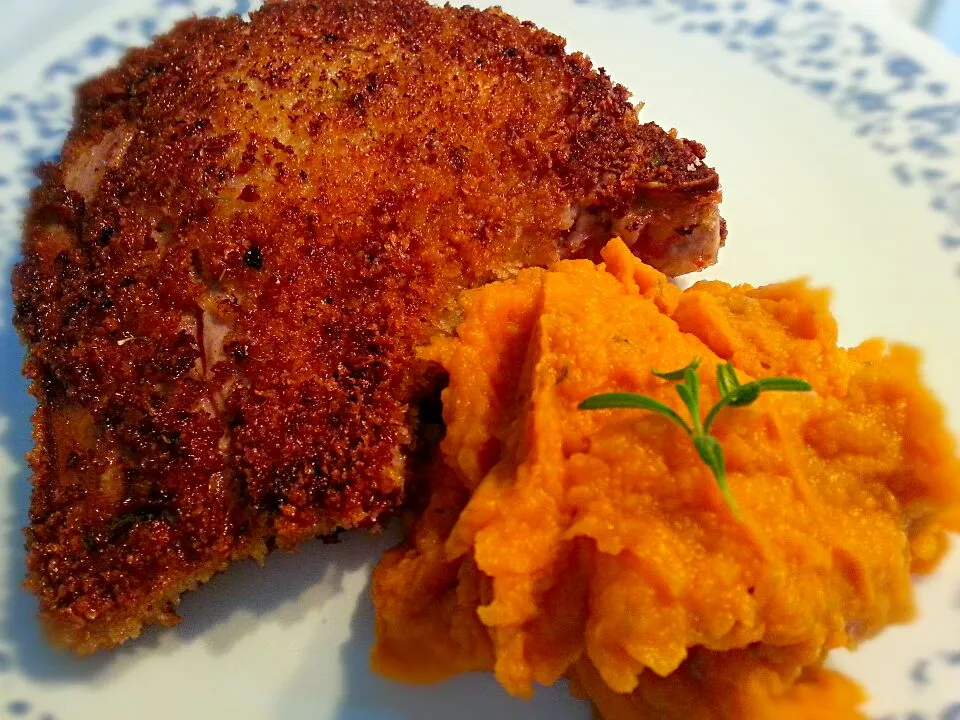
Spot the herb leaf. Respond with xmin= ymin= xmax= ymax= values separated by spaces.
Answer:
xmin=683 ymin=364 xmax=700 ymax=415
xmin=653 ymin=357 xmax=700 ymax=382
xmin=716 ymin=363 xmax=740 ymax=397
xmin=675 ymin=383 xmax=697 ymax=422
xmin=727 ymin=382 xmax=762 ymax=407
xmin=693 ymin=434 xmax=740 ymax=518
xmin=580 ymin=358 xmax=812 ymax=517
xmin=578 ymin=393 xmax=692 ymax=435
xmin=755 ymin=377 xmax=813 ymax=392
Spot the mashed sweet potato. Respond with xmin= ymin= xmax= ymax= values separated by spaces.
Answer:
xmin=371 ymin=238 xmax=960 ymax=718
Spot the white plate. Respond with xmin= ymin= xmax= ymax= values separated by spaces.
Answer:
xmin=1 ymin=1 xmax=959 ymax=718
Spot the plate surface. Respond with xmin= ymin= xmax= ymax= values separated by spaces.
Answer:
xmin=1 ymin=1 xmax=959 ymax=718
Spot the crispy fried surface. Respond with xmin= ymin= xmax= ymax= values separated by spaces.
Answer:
xmin=12 ymin=0 xmax=723 ymax=653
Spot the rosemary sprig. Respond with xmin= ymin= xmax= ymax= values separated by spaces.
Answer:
xmin=578 ymin=357 xmax=812 ymax=517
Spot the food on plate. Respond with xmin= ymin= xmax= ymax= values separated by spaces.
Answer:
xmin=10 ymin=0 xmax=725 ymax=654
xmin=371 ymin=238 xmax=960 ymax=718
xmin=567 ymin=653 xmax=867 ymax=719
xmin=579 ymin=354 xmax=814 ymax=518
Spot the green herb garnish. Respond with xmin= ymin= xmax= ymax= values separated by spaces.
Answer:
xmin=578 ymin=357 xmax=812 ymax=517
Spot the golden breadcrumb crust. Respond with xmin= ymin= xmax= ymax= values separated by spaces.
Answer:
xmin=12 ymin=0 xmax=722 ymax=653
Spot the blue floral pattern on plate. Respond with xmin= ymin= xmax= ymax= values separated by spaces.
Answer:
xmin=575 ymin=0 xmax=960 ymax=266
xmin=1 ymin=0 xmax=957 ymax=274
xmin=0 ymin=0 xmax=958 ymax=718
xmin=0 ymin=0 xmax=252 ymax=272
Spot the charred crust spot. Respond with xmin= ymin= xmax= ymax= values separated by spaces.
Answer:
xmin=186 ymin=118 xmax=211 ymax=136
xmin=271 ymin=137 xmax=295 ymax=155
xmin=541 ymin=41 xmax=563 ymax=57
xmin=88 ymin=499 xmax=178 ymax=550
xmin=348 ymin=92 xmax=366 ymax=113
xmin=226 ymin=340 xmax=250 ymax=362
xmin=243 ymin=246 xmax=264 ymax=269
xmin=159 ymin=430 xmax=181 ymax=450
xmin=97 ymin=225 xmax=115 ymax=247
xmin=238 ymin=184 xmax=261 ymax=202
xmin=39 ymin=367 xmax=66 ymax=401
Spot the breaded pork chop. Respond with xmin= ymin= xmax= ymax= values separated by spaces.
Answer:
xmin=12 ymin=0 xmax=723 ymax=653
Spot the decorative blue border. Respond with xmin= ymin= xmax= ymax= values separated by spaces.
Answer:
xmin=577 ymin=0 xmax=960 ymax=268
xmin=0 ymin=1 xmax=958 ymax=718
xmin=1 ymin=0 xmax=957 ymax=274
xmin=0 ymin=0 xmax=254 ymax=270
xmin=0 ymin=4 xmax=255 ymax=718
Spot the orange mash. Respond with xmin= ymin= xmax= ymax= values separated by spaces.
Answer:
xmin=371 ymin=238 xmax=960 ymax=718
